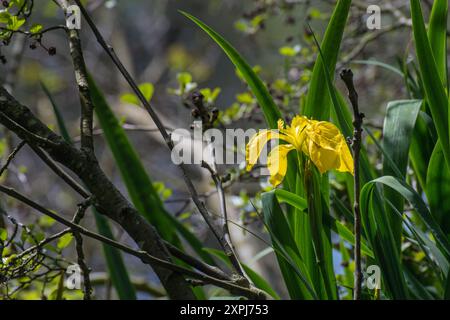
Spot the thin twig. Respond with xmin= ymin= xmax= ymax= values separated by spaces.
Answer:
xmin=0 ymin=141 xmax=26 ymax=177
xmin=71 ymin=198 xmax=93 ymax=300
xmin=340 ymin=69 xmax=364 ymax=300
xmin=202 ymin=159 xmax=245 ymax=278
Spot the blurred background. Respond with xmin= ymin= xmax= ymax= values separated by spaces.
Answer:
xmin=0 ymin=0 xmax=434 ymax=299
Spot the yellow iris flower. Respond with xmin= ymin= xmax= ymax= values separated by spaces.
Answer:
xmin=246 ymin=115 xmax=354 ymax=186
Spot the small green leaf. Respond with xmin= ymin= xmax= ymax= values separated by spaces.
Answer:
xmin=177 ymin=72 xmax=192 ymax=85
xmin=120 ymin=83 xmax=154 ymax=106
xmin=0 ymin=228 xmax=7 ymax=241
xmin=38 ymin=215 xmax=56 ymax=228
xmin=30 ymin=23 xmax=43 ymax=34
xmin=120 ymin=93 xmax=139 ymax=106
xmin=57 ymin=233 xmax=73 ymax=249
xmin=279 ymin=45 xmax=300 ymax=57
xmin=7 ymin=16 xmax=26 ymax=31
xmin=236 ymin=92 xmax=254 ymax=104
xmin=138 ymin=83 xmax=154 ymax=102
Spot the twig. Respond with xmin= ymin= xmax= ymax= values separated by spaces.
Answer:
xmin=163 ymin=241 xmax=231 ymax=281
xmin=71 ymin=198 xmax=93 ymax=300
xmin=340 ymin=69 xmax=364 ymax=300
xmin=29 ymin=145 xmax=90 ymax=198
xmin=0 ymin=141 xmax=26 ymax=177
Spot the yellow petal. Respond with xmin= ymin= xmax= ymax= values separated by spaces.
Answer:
xmin=306 ymin=121 xmax=342 ymax=150
xmin=304 ymin=120 xmax=354 ymax=175
xmin=290 ymin=115 xmax=310 ymax=129
xmin=337 ymin=141 xmax=354 ymax=175
xmin=307 ymin=139 xmax=341 ymax=174
xmin=246 ymin=130 xmax=280 ymax=171
xmin=267 ymin=144 xmax=295 ymax=186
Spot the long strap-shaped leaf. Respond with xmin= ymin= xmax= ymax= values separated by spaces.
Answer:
xmin=410 ymin=0 xmax=450 ymax=169
xmin=427 ymin=0 xmax=448 ymax=89
xmin=261 ymin=191 xmax=317 ymax=299
xmin=382 ymin=100 xmax=422 ymax=250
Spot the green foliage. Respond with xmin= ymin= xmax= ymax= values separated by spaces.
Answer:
xmin=56 ymin=233 xmax=73 ymax=250
xmin=410 ymin=0 xmax=450 ymax=169
xmin=121 ymin=83 xmax=154 ymax=106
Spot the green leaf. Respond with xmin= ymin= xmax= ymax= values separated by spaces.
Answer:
xmin=261 ymin=191 xmax=317 ymax=299
xmin=121 ymin=83 xmax=154 ymax=106
xmin=94 ymin=213 xmax=137 ymax=299
xmin=200 ymin=87 xmax=221 ymax=103
xmin=30 ymin=23 xmax=43 ymax=34
xmin=0 ymin=228 xmax=7 ymax=241
xmin=274 ymin=189 xmax=373 ymax=258
xmin=182 ymin=11 xmax=298 ymax=191
xmin=38 ymin=215 xmax=56 ymax=228
xmin=139 ymin=83 xmax=154 ymax=102
xmin=57 ymin=233 xmax=73 ymax=249
xmin=427 ymin=0 xmax=448 ymax=88
xmin=7 ymin=16 xmax=25 ymax=31
xmin=410 ymin=0 xmax=450 ymax=169
xmin=303 ymin=0 xmax=351 ymax=120
xmin=0 ymin=11 xmax=11 ymax=24
xmin=426 ymin=142 xmax=450 ymax=234
xmin=353 ymin=59 xmax=404 ymax=77
xmin=382 ymin=100 xmax=422 ymax=249
xmin=360 ymin=180 xmax=409 ymax=299
xmin=364 ymin=176 xmax=450 ymax=260
xmin=279 ymin=45 xmax=300 ymax=57
xmin=120 ymin=93 xmax=140 ymax=106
